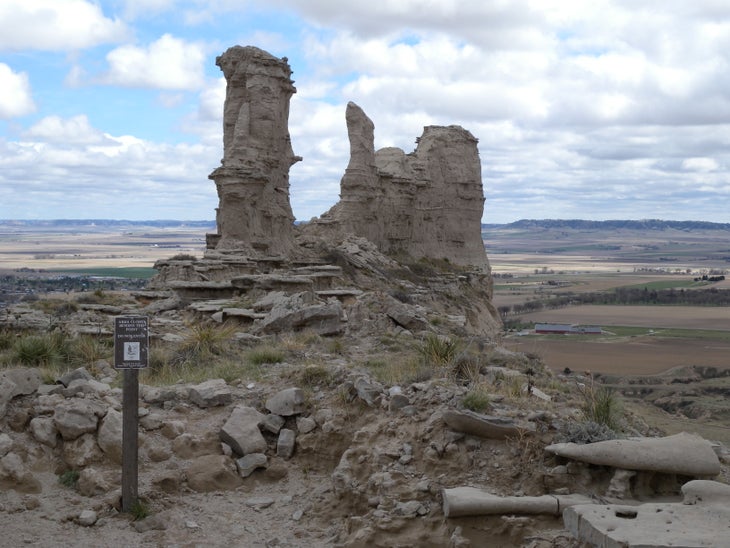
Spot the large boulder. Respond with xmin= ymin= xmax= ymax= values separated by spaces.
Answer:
xmin=185 ymin=454 xmax=242 ymax=492
xmin=53 ymin=401 xmax=104 ymax=441
xmin=265 ymin=388 xmax=305 ymax=416
xmin=219 ymin=405 xmax=267 ymax=456
xmin=97 ymin=408 xmax=123 ymax=464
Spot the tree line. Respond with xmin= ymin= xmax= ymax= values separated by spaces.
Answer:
xmin=498 ymin=286 xmax=730 ymax=317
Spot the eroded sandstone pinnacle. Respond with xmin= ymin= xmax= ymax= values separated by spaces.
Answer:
xmin=207 ymin=46 xmax=301 ymax=256
xmin=314 ymin=102 xmax=490 ymax=270
xmin=152 ymin=44 xmax=501 ymax=337
xmin=206 ymin=45 xmax=490 ymax=272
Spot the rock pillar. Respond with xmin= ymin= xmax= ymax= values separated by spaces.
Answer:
xmin=207 ymin=46 xmax=301 ymax=256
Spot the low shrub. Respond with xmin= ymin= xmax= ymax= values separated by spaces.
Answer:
xmin=556 ymin=420 xmax=618 ymax=444
xmin=246 ymin=347 xmax=285 ymax=366
xmin=173 ymin=322 xmax=235 ymax=365
xmin=58 ymin=470 xmax=79 ymax=489
xmin=462 ymin=386 xmax=491 ymax=413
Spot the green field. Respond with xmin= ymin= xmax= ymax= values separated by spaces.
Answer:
xmin=50 ymin=267 xmax=157 ymax=279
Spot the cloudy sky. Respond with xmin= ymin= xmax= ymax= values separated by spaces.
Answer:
xmin=2 ymin=0 xmax=730 ymax=223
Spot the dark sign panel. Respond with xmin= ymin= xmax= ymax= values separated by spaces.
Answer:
xmin=114 ymin=316 xmax=149 ymax=369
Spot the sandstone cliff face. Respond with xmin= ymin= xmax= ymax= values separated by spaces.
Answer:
xmin=207 ymin=46 xmax=300 ymax=256
xmin=313 ymin=102 xmax=490 ymax=271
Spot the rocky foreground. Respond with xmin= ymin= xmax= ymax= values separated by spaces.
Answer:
xmin=1 ymin=319 xmax=729 ymax=547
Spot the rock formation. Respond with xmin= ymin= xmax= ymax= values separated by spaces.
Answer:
xmin=205 ymin=45 xmax=490 ymax=272
xmin=150 ymin=44 xmax=501 ymax=338
xmin=312 ymin=102 xmax=490 ymax=270
xmin=206 ymin=46 xmax=300 ymax=256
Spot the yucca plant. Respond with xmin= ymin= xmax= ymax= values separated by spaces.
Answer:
xmin=578 ymin=378 xmax=622 ymax=431
xmin=418 ymin=333 xmax=458 ymax=367
xmin=13 ymin=333 xmax=64 ymax=367
xmin=173 ymin=322 xmax=236 ymax=365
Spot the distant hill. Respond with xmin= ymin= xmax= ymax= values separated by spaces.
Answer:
xmin=482 ymin=219 xmax=730 ymax=231
xmin=0 ymin=219 xmax=216 ymax=228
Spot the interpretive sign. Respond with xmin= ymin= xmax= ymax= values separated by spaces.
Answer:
xmin=113 ymin=316 xmax=148 ymax=512
xmin=114 ymin=316 xmax=149 ymax=369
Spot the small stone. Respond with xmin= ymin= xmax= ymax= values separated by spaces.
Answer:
xmin=277 ymin=429 xmax=296 ymax=459
xmin=261 ymin=414 xmax=285 ymax=434
xmin=77 ymin=510 xmax=97 ymax=527
xmin=292 ymin=509 xmax=304 ymax=521
xmin=246 ymin=497 xmax=275 ymax=509
xmin=296 ymin=416 xmax=316 ymax=434
xmin=389 ymin=394 xmax=410 ymax=412
xmin=236 ymin=453 xmax=268 ymax=478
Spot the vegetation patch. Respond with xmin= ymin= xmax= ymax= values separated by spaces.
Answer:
xmin=418 ymin=334 xmax=458 ymax=367
xmin=461 ymin=386 xmax=491 ymax=412
xmin=58 ymin=470 xmax=79 ymax=489
xmin=51 ymin=267 xmax=157 ymax=279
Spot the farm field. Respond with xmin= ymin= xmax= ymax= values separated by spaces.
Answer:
xmin=0 ymin=221 xmax=209 ymax=272
xmin=505 ymin=335 xmax=730 ymax=375
xmin=516 ymin=304 xmax=730 ymax=331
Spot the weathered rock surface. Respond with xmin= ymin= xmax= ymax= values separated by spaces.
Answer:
xmin=219 ymin=405 xmax=267 ymax=456
xmin=53 ymin=401 xmax=103 ymax=441
xmin=207 ymin=45 xmax=300 ymax=256
xmin=97 ymin=408 xmax=123 ymax=464
xmin=314 ymin=102 xmax=490 ymax=270
xmin=188 ymin=379 xmax=232 ymax=408
xmin=442 ymin=487 xmax=592 ymax=517
xmin=545 ymin=432 xmax=721 ymax=476
xmin=149 ymin=45 xmax=501 ymax=341
xmin=563 ymin=479 xmax=730 ymax=548
xmin=442 ymin=409 xmax=535 ymax=439
xmin=265 ymin=387 xmax=305 ymax=416
xmin=185 ymin=454 xmax=242 ymax=492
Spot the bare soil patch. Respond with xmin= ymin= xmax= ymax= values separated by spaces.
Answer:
xmin=506 ymin=336 xmax=730 ymax=376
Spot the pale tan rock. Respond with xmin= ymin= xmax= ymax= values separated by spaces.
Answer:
xmin=564 ymin=481 xmax=730 ymax=548
xmin=208 ymin=45 xmax=300 ymax=256
xmin=185 ymin=454 xmax=242 ymax=492
xmin=314 ymin=102 xmax=491 ymax=270
xmin=545 ymin=432 xmax=721 ymax=476
xmin=442 ymin=487 xmax=592 ymax=517
xmin=97 ymin=408 xmax=123 ymax=464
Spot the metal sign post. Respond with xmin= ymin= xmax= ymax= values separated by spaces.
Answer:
xmin=114 ymin=316 xmax=149 ymax=513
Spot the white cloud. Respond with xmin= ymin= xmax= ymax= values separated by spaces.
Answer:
xmin=1 ymin=119 xmax=220 ymax=220
xmin=102 ymin=34 xmax=206 ymax=90
xmin=0 ymin=0 xmax=127 ymax=51
xmin=24 ymin=115 xmax=108 ymax=145
xmin=0 ymin=64 xmax=35 ymax=118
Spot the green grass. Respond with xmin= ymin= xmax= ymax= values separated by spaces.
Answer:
xmin=51 ymin=267 xmax=157 ymax=279
xmin=462 ymin=387 xmax=491 ymax=412
xmin=246 ymin=347 xmax=286 ymax=365
xmin=58 ymin=470 xmax=79 ymax=489
xmin=617 ymin=279 xmax=706 ymax=290
xmin=605 ymin=326 xmax=730 ymax=341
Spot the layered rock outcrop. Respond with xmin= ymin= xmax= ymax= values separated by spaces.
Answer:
xmin=152 ymin=45 xmax=500 ymax=337
xmin=207 ymin=46 xmax=300 ymax=256
xmin=313 ymin=102 xmax=489 ymax=270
